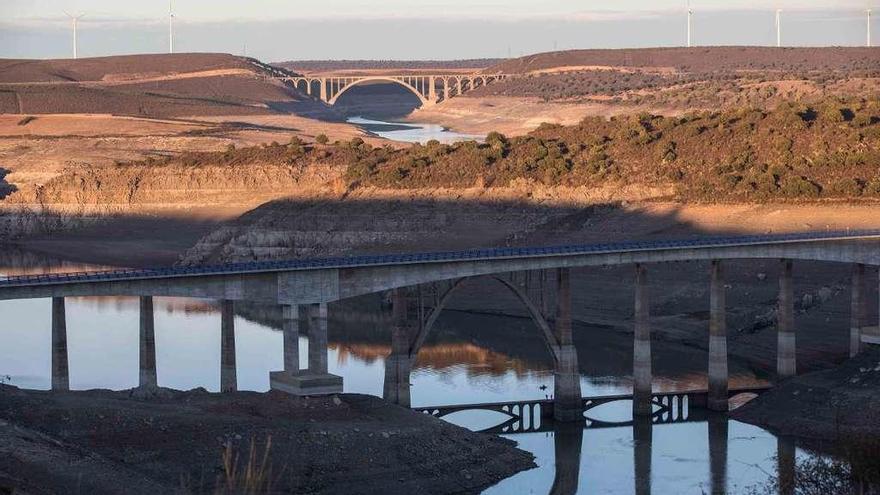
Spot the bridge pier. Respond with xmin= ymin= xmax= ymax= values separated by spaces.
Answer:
xmin=633 ymin=416 xmax=653 ymax=495
xmin=633 ymin=264 xmax=653 ymax=417
xmin=51 ymin=297 xmax=69 ymax=391
xmin=269 ymin=304 xmax=304 ymax=392
xmin=273 ymin=303 xmax=342 ymax=395
xmin=319 ymin=78 xmax=328 ymax=102
xmin=139 ymin=296 xmax=157 ymax=388
xmin=220 ymin=300 xmax=237 ymax=392
xmin=851 ymin=263 xmax=866 ymax=357
xmin=708 ymin=261 xmax=729 ymax=411
xmin=777 ymin=260 xmax=796 ymax=378
xmin=708 ymin=413 xmax=729 ymax=495
xmin=383 ymin=288 xmax=414 ymax=407
xmin=553 ymin=268 xmax=583 ymax=422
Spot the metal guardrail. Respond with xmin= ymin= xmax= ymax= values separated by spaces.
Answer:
xmin=1 ymin=230 xmax=878 ymax=288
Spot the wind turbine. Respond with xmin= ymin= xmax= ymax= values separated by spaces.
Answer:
xmin=775 ymin=9 xmax=783 ymax=47
xmin=63 ymin=11 xmax=86 ymax=59
xmin=169 ymin=0 xmax=175 ymax=54
xmin=868 ymin=9 xmax=873 ymax=47
xmin=686 ymin=0 xmax=694 ymax=47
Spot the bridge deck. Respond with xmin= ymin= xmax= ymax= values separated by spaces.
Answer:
xmin=1 ymin=230 xmax=878 ymax=289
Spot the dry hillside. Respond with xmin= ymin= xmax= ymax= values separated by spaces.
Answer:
xmin=0 ymin=53 xmax=311 ymax=117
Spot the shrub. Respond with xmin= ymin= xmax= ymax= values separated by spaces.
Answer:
xmin=315 ymin=134 xmax=329 ymax=145
xmin=781 ymin=176 xmax=821 ymax=198
xmin=828 ymin=178 xmax=863 ymax=197
xmin=864 ymin=178 xmax=880 ymax=196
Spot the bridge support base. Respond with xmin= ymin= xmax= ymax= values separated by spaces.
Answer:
xmin=383 ymin=288 xmax=415 ymax=407
xmin=220 ymin=300 xmax=237 ymax=392
xmin=270 ymin=372 xmax=343 ymax=396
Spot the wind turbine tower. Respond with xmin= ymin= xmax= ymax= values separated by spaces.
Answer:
xmin=868 ymin=9 xmax=873 ymax=47
xmin=169 ymin=0 xmax=175 ymax=54
xmin=63 ymin=11 xmax=86 ymax=59
xmin=686 ymin=0 xmax=694 ymax=47
xmin=775 ymin=9 xmax=783 ymax=47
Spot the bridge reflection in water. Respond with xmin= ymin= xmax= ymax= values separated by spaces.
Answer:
xmin=416 ymin=394 xmax=792 ymax=495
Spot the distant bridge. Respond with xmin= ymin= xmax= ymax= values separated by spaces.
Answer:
xmin=278 ymin=73 xmax=509 ymax=105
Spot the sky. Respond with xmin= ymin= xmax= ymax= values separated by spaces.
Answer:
xmin=0 ymin=1 xmax=875 ymax=60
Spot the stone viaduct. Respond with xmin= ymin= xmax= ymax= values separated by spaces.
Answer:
xmin=279 ymin=73 xmax=509 ymax=106
xmin=1 ymin=231 xmax=879 ymax=422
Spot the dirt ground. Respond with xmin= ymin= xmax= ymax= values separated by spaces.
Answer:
xmin=0 ymin=385 xmax=534 ymax=494
xmin=732 ymin=347 xmax=880 ymax=441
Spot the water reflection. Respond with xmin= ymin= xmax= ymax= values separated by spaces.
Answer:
xmin=0 ymin=256 xmax=811 ymax=494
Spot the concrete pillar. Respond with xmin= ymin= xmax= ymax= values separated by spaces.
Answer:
xmin=319 ymin=78 xmax=327 ymax=102
xmin=777 ymin=436 xmax=796 ymax=495
xmin=633 ymin=264 xmax=653 ymax=417
xmin=51 ymin=297 xmax=69 ymax=391
xmin=777 ymin=260 xmax=796 ymax=378
xmin=428 ymin=76 xmax=437 ymax=102
xmin=708 ymin=261 xmax=729 ymax=411
xmin=457 ymin=77 xmax=463 ymax=95
xmin=308 ymin=303 xmax=330 ymax=374
xmin=708 ymin=412 xmax=729 ymax=495
xmin=383 ymin=288 xmax=413 ymax=407
xmin=553 ymin=268 xmax=583 ymax=422
xmin=443 ymin=78 xmax=450 ymax=101
xmin=549 ymin=421 xmax=583 ymax=495
xmin=138 ymin=296 xmax=157 ymax=388
xmin=282 ymin=304 xmax=300 ymax=373
xmin=850 ymin=263 xmax=866 ymax=357
xmin=633 ymin=416 xmax=653 ymax=495
xmin=220 ymin=300 xmax=237 ymax=392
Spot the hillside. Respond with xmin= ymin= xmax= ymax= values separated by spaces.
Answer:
xmin=0 ymin=53 xmax=310 ymax=117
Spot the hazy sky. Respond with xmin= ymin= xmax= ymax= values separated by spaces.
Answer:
xmin=0 ymin=1 xmax=875 ymax=60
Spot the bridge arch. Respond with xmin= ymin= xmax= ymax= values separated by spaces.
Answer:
xmin=328 ymin=76 xmax=430 ymax=105
xmin=408 ymin=275 xmax=561 ymax=365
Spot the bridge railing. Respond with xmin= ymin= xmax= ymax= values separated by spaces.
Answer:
xmin=1 ymin=229 xmax=878 ymax=288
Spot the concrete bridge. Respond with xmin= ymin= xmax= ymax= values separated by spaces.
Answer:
xmin=279 ymin=73 xmax=509 ymax=106
xmin=2 ymin=231 xmax=879 ymax=422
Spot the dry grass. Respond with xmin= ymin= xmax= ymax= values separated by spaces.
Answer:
xmin=214 ymin=437 xmax=275 ymax=495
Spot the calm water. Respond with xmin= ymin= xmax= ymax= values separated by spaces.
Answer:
xmin=347 ymin=116 xmax=483 ymax=144
xmin=0 ymin=256 xmax=811 ymax=494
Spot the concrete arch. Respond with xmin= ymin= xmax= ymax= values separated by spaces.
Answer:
xmin=408 ymin=276 xmax=561 ymax=365
xmin=327 ymin=76 xmax=429 ymax=105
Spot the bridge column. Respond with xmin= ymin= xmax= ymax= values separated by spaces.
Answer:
xmin=553 ymin=268 xmax=583 ymax=422
xmin=708 ymin=261 xmax=729 ymax=411
xmin=428 ymin=76 xmax=437 ymax=103
xmin=270 ymin=304 xmax=302 ymax=391
xmin=319 ymin=78 xmax=328 ymax=102
xmin=51 ymin=297 xmax=69 ymax=391
xmin=457 ymin=77 xmax=463 ymax=96
xmin=308 ymin=303 xmax=329 ymax=374
xmin=850 ymin=263 xmax=866 ymax=357
xmin=220 ymin=300 xmax=237 ymax=392
xmin=777 ymin=436 xmax=796 ymax=495
xmin=443 ymin=78 xmax=450 ymax=101
xmin=550 ymin=421 xmax=584 ymax=495
xmin=633 ymin=264 xmax=653 ymax=417
xmin=383 ymin=288 xmax=414 ymax=407
xmin=708 ymin=412 xmax=729 ymax=495
xmin=633 ymin=416 xmax=653 ymax=495
xmin=139 ymin=296 xmax=157 ymax=388
xmin=777 ymin=260 xmax=796 ymax=379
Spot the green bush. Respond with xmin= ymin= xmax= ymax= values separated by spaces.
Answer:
xmin=828 ymin=178 xmax=863 ymax=197
xmin=315 ymin=134 xmax=329 ymax=145
xmin=781 ymin=176 xmax=821 ymax=198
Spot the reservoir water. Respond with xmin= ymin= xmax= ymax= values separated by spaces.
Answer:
xmin=0 ymin=255 xmax=818 ymax=494
xmin=347 ymin=116 xmax=483 ymax=144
